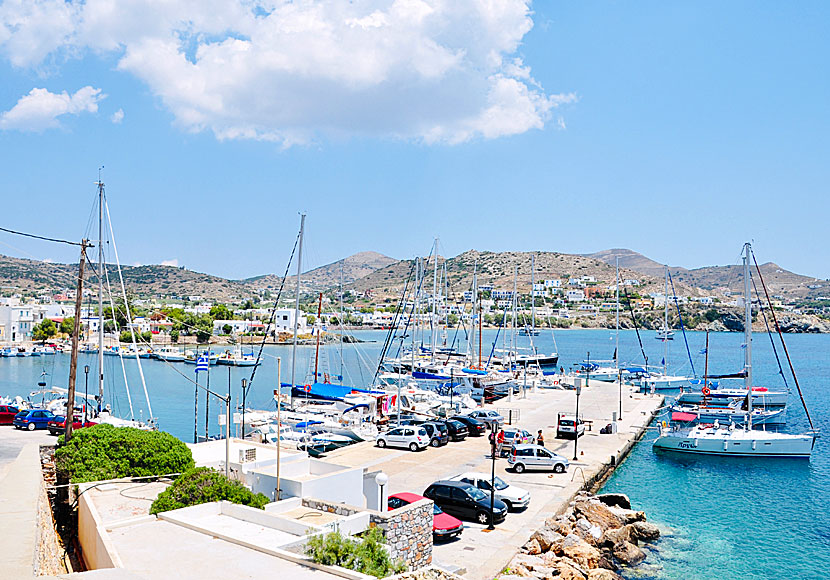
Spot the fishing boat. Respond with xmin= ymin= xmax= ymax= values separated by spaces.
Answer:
xmin=653 ymin=243 xmax=817 ymax=459
xmin=216 ymin=346 xmax=257 ymax=366
xmin=154 ymin=346 xmax=186 ymax=362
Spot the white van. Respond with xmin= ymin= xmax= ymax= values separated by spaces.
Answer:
xmin=556 ymin=413 xmax=585 ymax=439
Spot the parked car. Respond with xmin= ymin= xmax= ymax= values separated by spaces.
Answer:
xmin=423 ymin=480 xmax=508 ymax=525
xmin=13 ymin=409 xmax=55 ymax=430
xmin=500 ymin=427 xmax=534 ymax=455
xmin=450 ymin=414 xmax=487 ymax=436
xmin=439 ymin=419 xmax=468 ymax=441
xmin=0 ymin=404 xmax=20 ymax=425
xmin=447 ymin=472 xmax=531 ymax=511
xmin=508 ymin=444 xmax=569 ymax=473
xmin=419 ymin=422 xmax=449 ymax=447
xmin=388 ymin=492 xmax=464 ymax=541
xmin=47 ymin=415 xmax=96 ymax=436
xmin=384 ymin=413 xmax=417 ymax=426
xmin=556 ymin=413 xmax=585 ymax=439
xmin=376 ymin=426 xmax=429 ymax=451
xmin=465 ymin=409 xmax=504 ymax=429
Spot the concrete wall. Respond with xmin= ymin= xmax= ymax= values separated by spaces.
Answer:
xmin=77 ymin=488 xmax=122 ymax=569
xmin=249 ymin=459 xmax=365 ymax=506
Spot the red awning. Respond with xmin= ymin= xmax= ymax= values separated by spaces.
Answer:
xmin=671 ymin=411 xmax=698 ymax=423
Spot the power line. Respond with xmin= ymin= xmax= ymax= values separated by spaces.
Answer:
xmin=0 ymin=225 xmax=92 ymax=248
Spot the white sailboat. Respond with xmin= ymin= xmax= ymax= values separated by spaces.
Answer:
xmin=653 ymin=243 xmax=817 ymax=458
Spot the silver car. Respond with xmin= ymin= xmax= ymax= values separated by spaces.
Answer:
xmin=508 ymin=444 xmax=569 ymax=473
xmin=376 ymin=426 xmax=430 ymax=451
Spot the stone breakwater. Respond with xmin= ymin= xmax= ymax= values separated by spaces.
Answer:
xmin=497 ymin=492 xmax=660 ymax=580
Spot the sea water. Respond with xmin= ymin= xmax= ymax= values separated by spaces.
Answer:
xmin=0 ymin=328 xmax=825 ymax=578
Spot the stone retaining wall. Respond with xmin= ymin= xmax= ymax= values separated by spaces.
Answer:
xmin=301 ymin=498 xmax=433 ymax=571
xmin=34 ymin=473 xmax=65 ymax=576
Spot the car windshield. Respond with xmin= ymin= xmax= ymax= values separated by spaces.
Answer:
xmin=493 ymin=476 xmax=509 ymax=490
xmin=467 ymin=487 xmax=487 ymax=501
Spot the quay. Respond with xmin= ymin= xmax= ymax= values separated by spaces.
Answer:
xmin=324 ymin=382 xmax=664 ymax=580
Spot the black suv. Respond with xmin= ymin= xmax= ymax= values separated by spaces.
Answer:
xmin=450 ymin=415 xmax=486 ymax=436
xmin=423 ymin=480 xmax=507 ymax=525
xmin=420 ymin=422 xmax=450 ymax=447
xmin=438 ymin=419 xmax=468 ymax=441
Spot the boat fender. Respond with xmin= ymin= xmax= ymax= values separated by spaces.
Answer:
xmin=702 ymin=386 xmax=711 ymax=396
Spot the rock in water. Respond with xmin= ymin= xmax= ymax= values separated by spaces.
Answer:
xmin=606 ymin=506 xmax=646 ymax=525
xmin=612 ymin=541 xmax=646 ymax=566
xmin=629 ymin=521 xmax=660 ymax=542
xmin=600 ymin=525 xmax=634 ymax=547
xmin=596 ymin=493 xmax=631 ymax=510
xmin=587 ymin=570 xmax=624 ymax=580
xmin=574 ymin=501 xmax=624 ymax=532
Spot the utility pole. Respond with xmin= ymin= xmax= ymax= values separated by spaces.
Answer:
xmin=276 ymin=357 xmax=282 ymax=501
xmin=65 ymin=240 xmax=89 ymax=442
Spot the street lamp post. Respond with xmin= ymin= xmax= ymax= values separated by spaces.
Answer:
xmin=83 ymin=365 xmax=90 ymax=423
xmin=241 ymin=378 xmax=247 ymax=440
xmin=375 ymin=472 xmax=388 ymax=511
xmin=573 ymin=383 xmax=582 ymax=461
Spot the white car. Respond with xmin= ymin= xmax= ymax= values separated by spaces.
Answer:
xmin=448 ymin=471 xmax=531 ymax=511
xmin=376 ymin=426 xmax=430 ymax=451
xmin=508 ymin=444 xmax=570 ymax=474
xmin=465 ymin=409 xmax=504 ymax=429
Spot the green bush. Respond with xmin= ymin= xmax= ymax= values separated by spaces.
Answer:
xmin=305 ymin=528 xmax=405 ymax=578
xmin=149 ymin=467 xmax=269 ymax=514
xmin=55 ymin=424 xmax=194 ymax=483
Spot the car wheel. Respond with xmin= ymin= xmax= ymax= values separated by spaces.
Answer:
xmin=476 ymin=511 xmax=491 ymax=525
xmin=502 ymin=500 xmax=513 ymax=511
xmin=409 ymin=442 xmax=418 ymax=452
xmin=27 ymin=422 xmax=36 ymax=431
xmin=431 ymin=438 xmax=440 ymax=448
xmin=554 ymin=463 xmax=566 ymax=474
xmin=514 ymin=463 xmax=525 ymax=473
xmin=377 ymin=439 xmax=386 ymax=448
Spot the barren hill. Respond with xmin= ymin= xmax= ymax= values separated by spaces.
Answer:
xmin=243 ymin=251 xmax=397 ymax=292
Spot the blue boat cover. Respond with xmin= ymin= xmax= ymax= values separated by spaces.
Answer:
xmin=285 ymin=382 xmax=384 ymax=401
xmin=413 ymin=371 xmax=451 ymax=380
xmin=461 ymin=368 xmax=488 ymax=375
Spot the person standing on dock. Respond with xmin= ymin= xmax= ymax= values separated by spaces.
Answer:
xmin=536 ymin=430 xmax=545 ymax=447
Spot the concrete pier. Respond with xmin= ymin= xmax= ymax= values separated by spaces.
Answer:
xmin=325 ymin=382 xmax=664 ymax=580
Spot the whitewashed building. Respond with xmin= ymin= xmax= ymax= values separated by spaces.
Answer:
xmin=0 ymin=298 xmax=34 ymax=343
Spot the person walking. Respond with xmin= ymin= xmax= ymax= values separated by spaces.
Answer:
xmin=496 ymin=428 xmax=506 ymax=457
xmin=536 ymin=429 xmax=545 ymax=447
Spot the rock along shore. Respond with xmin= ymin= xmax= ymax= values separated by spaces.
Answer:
xmin=497 ymin=492 xmax=660 ymax=580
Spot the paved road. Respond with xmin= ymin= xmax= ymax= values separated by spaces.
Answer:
xmin=324 ymin=383 xmax=663 ymax=579
xmin=0 ymin=425 xmax=54 ymax=476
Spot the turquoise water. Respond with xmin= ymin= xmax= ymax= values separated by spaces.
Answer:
xmin=0 ymin=328 xmax=825 ymax=578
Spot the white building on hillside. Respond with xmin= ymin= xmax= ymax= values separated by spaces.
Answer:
xmin=0 ymin=297 xmax=34 ymax=343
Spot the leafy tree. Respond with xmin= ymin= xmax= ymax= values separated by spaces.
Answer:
xmin=307 ymin=315 xmax=316 ymax=326
xmin=170 ymin=329 xmax=180 ymax=343
xmin=704 ymin=308 xmax=720 ymax=322
xmin=33 ymin=319 xmax=57 ymax=342
xmin=242 ymin=299 xmax=255 ymax=310
xmin=55 ymin=424 xmax=194 ymax=483
xmin=305 ymin=528 xmax=405 ymax=578
xmin=60 ymin=317 xmax=75 ymax=335
xmin=149 ymin=467 xmax=269 ymax=514
xmin=195 ymin=320 xmax=213 ymax=343
xmin=447 ymin=314 xmax=459 ymax=326
xmin=209 ymin=304 xmax=233 ymax=321
xmin=222 ymin=324 xmax=233 ymax=335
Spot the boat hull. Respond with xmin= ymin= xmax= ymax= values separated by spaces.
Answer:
xmin=653 ymin=430 xmax=815 ymax=458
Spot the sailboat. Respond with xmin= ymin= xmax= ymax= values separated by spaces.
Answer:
xmin=653 ymin=243 xmax=817 ymax=458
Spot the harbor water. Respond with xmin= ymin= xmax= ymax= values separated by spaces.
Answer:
xmin=0 ymin=328 xmax=826 ymax=578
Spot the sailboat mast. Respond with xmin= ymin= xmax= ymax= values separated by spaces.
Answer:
xmin=432 ymin=238 xmax=438 ymax=362
xmin=313 ymin=292 xmax=323 ymax=383
xmin=289 ymin=214 xmax=305 ymax=405
xmin=470 ymin=260 xmax=477 ymax=363
xmin=615 ymin=256 xmax=620 ymax=370
xmin=97 ymin=176 xmax=105 ymax=408
xmin=744 ymin=242 xmax=753 ymax=397
xmin=531 ymin=254 xmax=535 ymax=331
xmin=663 ymin=265 xmax=669 ymax=376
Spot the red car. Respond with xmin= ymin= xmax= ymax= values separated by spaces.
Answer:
xmin=0 ymin=405 xmax=20 ymax=425
xmin=387 ymin=492 xmax=464 ymax=541
xmin=47 ymin=415 xmax=97 ymax=436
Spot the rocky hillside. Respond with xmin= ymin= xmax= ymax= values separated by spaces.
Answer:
xmin=590 ymin=249 xmax=828 ymax=301
xmin=243 ymin=251 xmax=397 ymax=292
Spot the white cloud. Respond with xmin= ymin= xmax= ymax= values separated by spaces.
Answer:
xmin=0 ymin=1 xmax=573 ymax=145
xmin=0 ymin=86 xmax=105 ymax=131
xmin=160 ymin=259 xmax=179 ymax=267
xmin=111 ymin=108 xmax=124 ymax=123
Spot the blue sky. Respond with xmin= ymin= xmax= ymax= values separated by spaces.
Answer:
xmin=0 ymin=1 xmax=828 ymax=280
